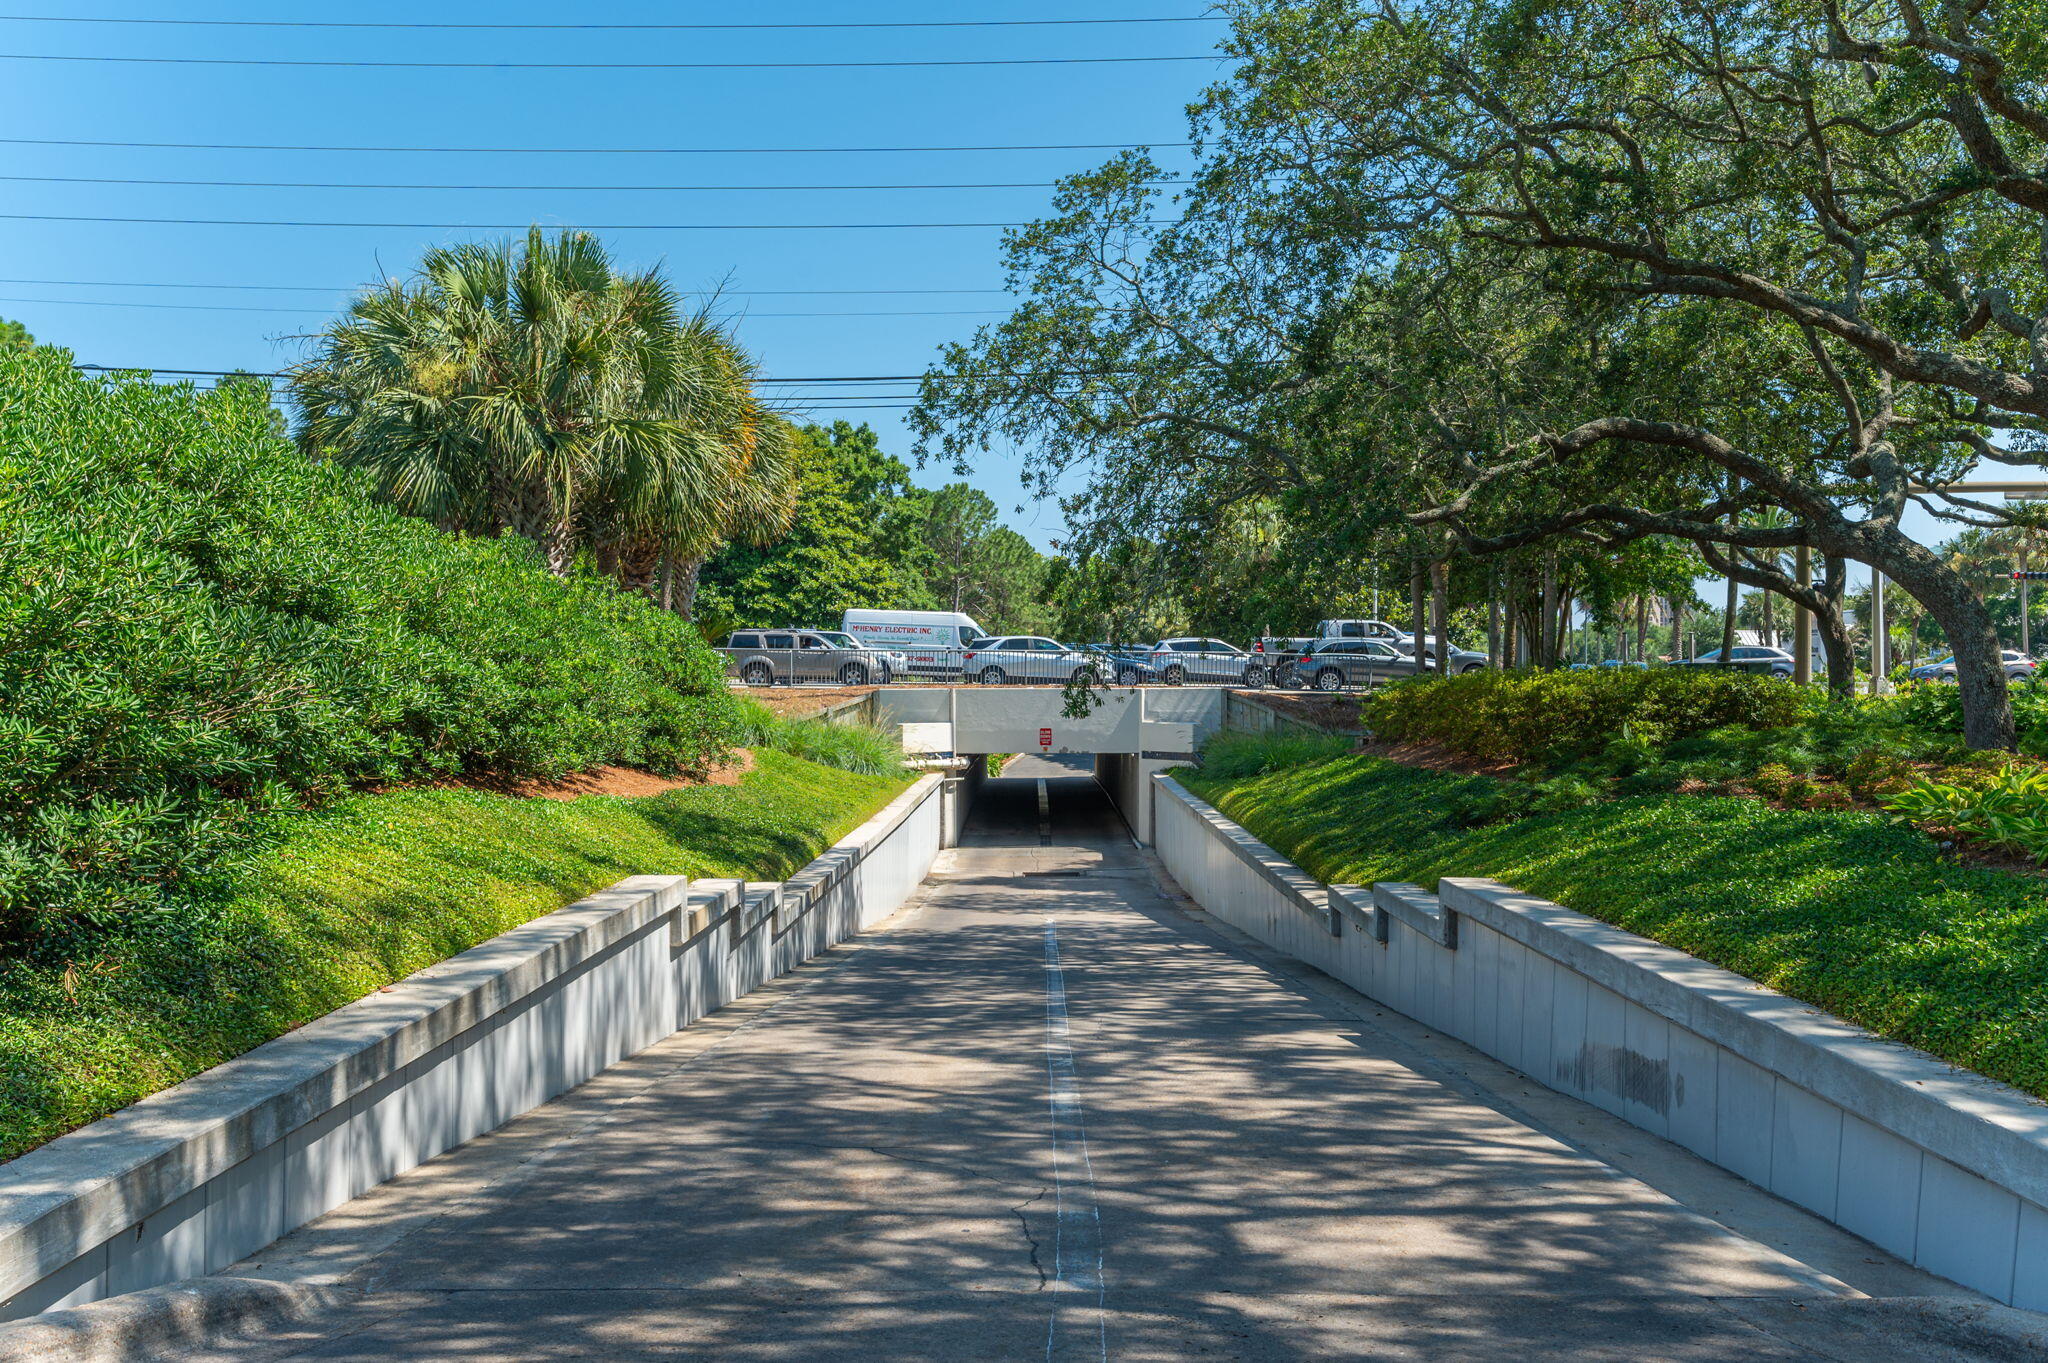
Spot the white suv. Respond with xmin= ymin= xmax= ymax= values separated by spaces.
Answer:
xmin=960 ymin=636 xmax=1101 ymax=685
xmin=1144 ymin=637 xmax=1262 ymax=686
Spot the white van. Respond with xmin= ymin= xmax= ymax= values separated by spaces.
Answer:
xmin=842 ymin=609 xmax=988 ymax=678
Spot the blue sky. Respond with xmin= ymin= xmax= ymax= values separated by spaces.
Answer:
xmin=0 ymin=3 xmax=1990 ymax=596
xmin=0 ymin=2 xmax=1227 ymax=551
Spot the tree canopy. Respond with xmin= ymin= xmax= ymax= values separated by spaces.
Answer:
xmin=290 ymin=227 xmax=796 ymax=616
xmin=916 ymin=0 xmax=2048 ymax=745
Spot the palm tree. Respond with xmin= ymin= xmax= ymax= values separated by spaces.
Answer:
xmin=290 ymin=227 xmax=795 ymax=612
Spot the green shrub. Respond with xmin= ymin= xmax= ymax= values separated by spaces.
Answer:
xmin=0 ymin=349 xmax=740 ymax=949
xmin=1884 ymin=763 xmax=2048 ymax=860
xmin=1362 ymin=667 xmax=1814 ymax=764
xmin=1750 ymin=763 xmax=1796 ymax=799
xmin=1180 ymin=754 xmax=2048 ymax=1100
xmin=1844 ymin=748 xmax=1916 ymax=800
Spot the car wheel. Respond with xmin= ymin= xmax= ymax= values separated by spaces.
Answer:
xmin=1460 ymin=662 xmax=1486 ymax=674
xmin=1162 ymin=664 xmax=1185 ymax=686
xmin=1242 ymin=664 xmax=1269 ymax=688
xmin=1315 ymin=667 xmax=1344 ymax=692
xmin=837 ymin=662 xmax=869 ymax=686
xmin=1772 ymin=667 xmax=1792 ymax=679
xmin=977 ymin=665 xmax=1008 ymax=685
xmin=1116 ymin=667 xmax=1141 ymax=687
xmin=740 ymin=661 xmax=774 ymax=687
xmin=1069 ymin=665 xmax=1099 ymax=686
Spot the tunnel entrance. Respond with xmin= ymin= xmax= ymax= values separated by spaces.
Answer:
xmin=880 ymin=690 xmax=1220 ymax=844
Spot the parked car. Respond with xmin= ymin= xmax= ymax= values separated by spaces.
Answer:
xmin=1670 ymin=645 xmax=1796 ymax=677
xmin=725 ymin=628 xmax=898 ymax=687
xmin=959 ymin=636 xmax=1101 ymax=685
xmin=1310 ymin=619 xmax=1486 ymax=672
xmin=1909 ymin=650 xmax=2038 ymax=682
xmin=842 ymin=608 xmax=987 ymax=678
xmin=1313 ymin=618 xmax=1410 ymax=643
xmin=1252 ymin=637 xmax=1317 ymax=688
xmin=1293 ymin=637 xmax=1434 ymax=691
xmin=1089 ymin=643 xmax=1160 ymax=687
xmin=1142 ymin=637 xmax=1262 ymax=686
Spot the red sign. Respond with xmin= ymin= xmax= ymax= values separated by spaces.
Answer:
xmin=1039 ymin=728 xmax=1053 ymax=749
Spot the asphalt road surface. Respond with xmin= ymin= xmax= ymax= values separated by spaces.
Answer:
xmin=159 ymin=755 xmax=2040 ymax=1362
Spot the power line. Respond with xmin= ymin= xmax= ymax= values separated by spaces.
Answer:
xmin=75 ymin=364 xmax=1114 ymax=384
xmin=6 ymin=294 xmax=1006 ymax=318
xmin=0 ymin=276 xmax=1009 ymax=296
xmin=0 ymin=13 xmax=1223 ymax=30
xmin=0 ymin=213 xmax=1138 ymax=230
xmin=0 ymin=136 xmax=1189 ymax=155
xmin=0 ymin=51 xmax=1220 ymax=70
xmin=0 ymin=173 xmax=1174 ymax=192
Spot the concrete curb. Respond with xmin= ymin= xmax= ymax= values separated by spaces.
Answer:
xmin=0 ymin=1277 xmax=353 ymax=1363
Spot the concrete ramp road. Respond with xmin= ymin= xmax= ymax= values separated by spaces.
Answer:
xmin=125 ymin=756 xmax=2041 ymax=1361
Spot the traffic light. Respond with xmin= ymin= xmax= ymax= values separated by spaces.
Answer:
xmin=2016 ymin=571 xmax=2048 ymax=581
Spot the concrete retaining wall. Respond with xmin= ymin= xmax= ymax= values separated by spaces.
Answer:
xmin=0 ymin=774 xmax=951 ymax=1321
xmin=1152 ymin=774 xmax=2048 ymax=1309
xmin=1220 ymin=690 xmax=1354 ymax=736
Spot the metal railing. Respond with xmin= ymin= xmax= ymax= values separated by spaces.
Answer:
xmin=715 ymin=645 xmax=1421 ymax=691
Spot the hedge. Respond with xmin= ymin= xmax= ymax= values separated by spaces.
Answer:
xmin=1360 ymin=667 xmax=1816 ymax=764
xmin=1 ymin=348 xmax=741 ymax=949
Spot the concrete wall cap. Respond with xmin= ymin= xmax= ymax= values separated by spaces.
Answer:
xmin=1434 ymin=875 xmax=2048 ymax=1207
xmin=1371 ymin=882 xmax=1457 ymax=949
xmin=0 ymin=770 xmax=946 ymax=1304
xmin=1154 ymin=777 xmax=2048 ymax=1217
xmin=1153 ymin=777 xmax=1329 ymax=922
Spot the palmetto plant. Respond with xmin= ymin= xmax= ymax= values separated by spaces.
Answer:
xmin=290 ymin=227 xmax=796 ymax=612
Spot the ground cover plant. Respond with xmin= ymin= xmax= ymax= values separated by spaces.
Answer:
xmin=1359 ymin=668 xmax=2048 ymax=863
xmin=0 ymin=750 xmax=909 ymax=1159
xmin=1 ymin=348 xmax=743 ymax=952
xmin=1177 ymin=735 xmax=2048 ymax=1102
xmin=735 ymin=700 xmax=904 ymax=777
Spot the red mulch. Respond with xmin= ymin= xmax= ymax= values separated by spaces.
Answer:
xmin=435 ymin=751 xmax=757 ymax=800
xmin=1356 ymin=738 xmax=1518 ymax=779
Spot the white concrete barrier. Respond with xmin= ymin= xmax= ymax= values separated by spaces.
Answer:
xmin=1152 ymin=773 xmax=2048 ymax=1309
xmin=0 ymin=774 xmax=950 ymax=1320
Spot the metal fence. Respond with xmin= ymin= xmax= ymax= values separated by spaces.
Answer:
xmin=714 ymin=645 xmax=1418 ymax=691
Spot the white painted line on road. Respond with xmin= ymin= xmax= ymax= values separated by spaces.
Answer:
xmin=1041 ymin=919 xmax=1107 ymax=1362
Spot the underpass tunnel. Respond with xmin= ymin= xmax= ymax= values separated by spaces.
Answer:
xmin=874 ymin=686 xmax=1222 ymax=846
xmin=966 ymin=752 xmax=1124 ymax=849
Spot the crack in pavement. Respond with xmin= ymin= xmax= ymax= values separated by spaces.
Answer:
xmin=1014 ymin=1188 xmax=1052 ymax=1290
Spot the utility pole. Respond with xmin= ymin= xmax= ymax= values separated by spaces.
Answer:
xmin=1868 ymin=568 xmax=1886 ymax=693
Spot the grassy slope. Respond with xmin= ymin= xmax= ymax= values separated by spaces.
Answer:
xmin=1179 ymin=754 xmax=2048 ymax=1101
xmin=0 ymin=750 xmax=908 ymax=1158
